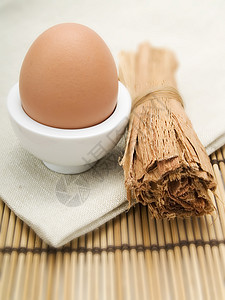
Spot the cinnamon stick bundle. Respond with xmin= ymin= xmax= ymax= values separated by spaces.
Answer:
xmin=119 ymin=43 xmax=216 ymax=218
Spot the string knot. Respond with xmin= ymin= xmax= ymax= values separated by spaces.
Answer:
xmin=131 ymin=86 xmax=184 ymax=112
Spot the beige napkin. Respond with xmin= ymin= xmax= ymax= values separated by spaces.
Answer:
xmin=1 ymin=123 xmax=128 ymax=247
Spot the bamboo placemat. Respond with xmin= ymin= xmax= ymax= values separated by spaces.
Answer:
xmin=1 ymin=147 xmax=225 ymax=300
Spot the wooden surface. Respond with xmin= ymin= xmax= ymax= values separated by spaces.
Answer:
xmin=1 ymin=147 xmax=225 ymax=300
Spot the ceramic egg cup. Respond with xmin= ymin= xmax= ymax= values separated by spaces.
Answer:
xmin=7 ymin=82 xmax=131 ymax=174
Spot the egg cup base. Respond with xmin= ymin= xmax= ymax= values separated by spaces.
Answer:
xmin=43 ymin=161 xmax=96 ymax=174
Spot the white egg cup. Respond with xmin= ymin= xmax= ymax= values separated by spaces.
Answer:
xmin=7 ymin=81 xmax=131 ymax=174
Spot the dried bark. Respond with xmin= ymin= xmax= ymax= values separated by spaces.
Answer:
xmin=119 ymin=43 xmax=216 ymax=218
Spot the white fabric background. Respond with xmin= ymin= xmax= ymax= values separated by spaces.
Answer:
xmin=0 ymin=0 xmax=225 ymax=247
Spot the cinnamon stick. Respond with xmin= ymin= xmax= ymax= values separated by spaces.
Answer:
xmin=118 ymin=43 xmax=216 ymax=218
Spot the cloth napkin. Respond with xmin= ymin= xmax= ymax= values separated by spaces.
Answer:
xmin=0 ymin=0 xmax=225 ymax=247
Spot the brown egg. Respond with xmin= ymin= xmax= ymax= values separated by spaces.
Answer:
xmin=19 ymin=23 xmax=118 ymax=129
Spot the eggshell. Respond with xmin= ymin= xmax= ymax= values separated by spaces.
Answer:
xmin=19 ymin=23 xmax=118 ymax=129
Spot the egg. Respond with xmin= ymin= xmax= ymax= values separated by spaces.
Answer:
xmin=19 ymin=23 xmax=118 ymax=129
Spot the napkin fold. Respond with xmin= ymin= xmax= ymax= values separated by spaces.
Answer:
xmin=1 ymin=132 xmax=129 ymax=247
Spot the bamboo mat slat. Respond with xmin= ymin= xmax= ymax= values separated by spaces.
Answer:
xmin=1 ymin=148 xmax=225 ymax=300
